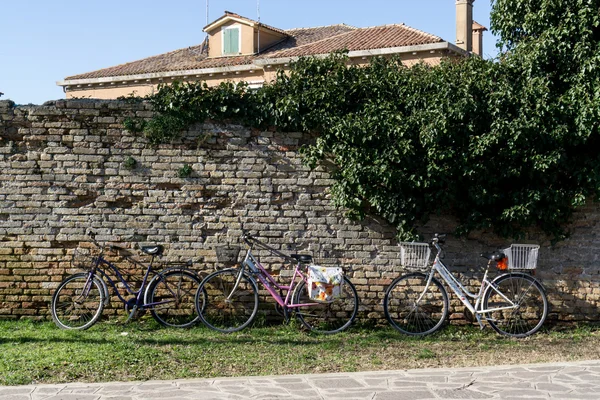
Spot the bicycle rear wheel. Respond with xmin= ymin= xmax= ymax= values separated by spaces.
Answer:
xmin=292 ymin=276 xmax=359 ymax=334
xmin=384 ymin=272 xmax=449 ymax=336
xmin=195 ymin=268 xmax=259 ymax=333
xmin=51 ymin=273 xmax=106 ymax=330
xmin=483 ymin=273 xmax=548 ymax=337
xmin=146 ymin=269 xmax=202 ymax=328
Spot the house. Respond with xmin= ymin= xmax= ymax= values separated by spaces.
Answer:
xmin=57 ymin=0 xmax=485 ymax=99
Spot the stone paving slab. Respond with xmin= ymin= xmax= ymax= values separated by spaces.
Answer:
xmin=0 ymin=360 xmax=599 ymax=399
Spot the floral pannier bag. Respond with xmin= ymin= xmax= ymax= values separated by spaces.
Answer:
xmin=307 ymin=266 xmax=344 ymax=303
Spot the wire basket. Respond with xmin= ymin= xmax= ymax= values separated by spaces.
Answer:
xmin=71 ymin=248 xmax=99 ymax=270
xmin=215 ymin=245 xmax=241 ymax=266
xmin=399 ymin=242 xmax=432 ymax=270
xmin=502 ymin=244 xmax=539 ymax=270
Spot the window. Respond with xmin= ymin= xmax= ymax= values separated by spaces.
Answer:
xmin=222 ymin=26 xmax=240 ymax=55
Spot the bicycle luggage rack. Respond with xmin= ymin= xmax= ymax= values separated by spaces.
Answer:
xmin=502 ymin=244 xmax=539 ymax=270
xmin=399 ymin=242 xmax=431 ymax=270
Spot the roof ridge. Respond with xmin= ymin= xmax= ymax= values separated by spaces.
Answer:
xmin=206 ymin=11 xmax=288 ymax=36
xmin=260 ymin=28 xmax=359 ymax=59
xmin=393 ymin=23 xmax=443 ymax=41
xmin=285 ymin=23 xmax=358 ymax=32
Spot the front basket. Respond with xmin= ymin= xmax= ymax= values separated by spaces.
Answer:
xmin=215 ymin=245 xmax=241 ymax=266
xmin=71 ymin=248 xmax=98 ymax=270
xmin=399 ymin=242 xmax=431 ymax=270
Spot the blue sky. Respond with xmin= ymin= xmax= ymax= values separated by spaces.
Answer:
xmin=1 ymin=1 xmax=497 ymax=105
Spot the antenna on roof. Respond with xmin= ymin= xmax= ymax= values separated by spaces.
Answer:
xmin=257 ymin=0 xmax=261 ymax=54
xmin=201 ymin=0 xmax=209 ymax=53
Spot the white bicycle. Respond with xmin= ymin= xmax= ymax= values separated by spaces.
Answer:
xmin=384 ymin=234 xmax=548 ymax=338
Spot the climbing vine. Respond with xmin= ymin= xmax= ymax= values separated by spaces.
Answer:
xmin=124 ymin=1 xmax=600 ymax=241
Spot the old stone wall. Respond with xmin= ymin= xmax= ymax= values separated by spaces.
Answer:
xmin=0 ymin=99 xmax=599 ymax=324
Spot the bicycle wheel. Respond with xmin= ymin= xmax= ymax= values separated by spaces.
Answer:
xmin=146 ymin=269 xmax=202 ymax=328
xmin=292 ymin=276 xmax=359 ymax=334
xmin=51 ymin=273 xmax=106 ymax=330
xmin=384 ymin=272 xmax=449 ymax=336
xmin=483 ymin=273 xmax=548 ymax=338
xmin=195 ymin=268 xmax=259 ymax=333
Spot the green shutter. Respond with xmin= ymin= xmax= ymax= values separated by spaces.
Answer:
xmin=223 ymin=27 xmax=239 ymax=55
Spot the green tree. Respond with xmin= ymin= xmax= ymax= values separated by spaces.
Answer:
xmin=130 ymin=1 xmax=600 ymax=241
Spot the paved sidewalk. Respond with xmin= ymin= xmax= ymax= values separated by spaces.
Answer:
xmin=1 ymin=360 xmax=599 ymax=399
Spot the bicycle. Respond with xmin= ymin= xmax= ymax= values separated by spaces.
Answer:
xmin=51 ymin=232 xmax=202 ymax=330
xmin=383 ymin=234 xmax=548 ymax=338
xmin=194 ymin=230 xmax=359 ymax=334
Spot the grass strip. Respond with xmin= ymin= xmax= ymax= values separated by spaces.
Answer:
xmin=1 ymin=319 xmax=599 ymax=386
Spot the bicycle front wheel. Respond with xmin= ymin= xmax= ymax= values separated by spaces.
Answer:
xmin=51 ymin=273 xmax=106 ymax=330
xmin=384 ymin=272 xmax=449 ymax=336
xmin=483 ymin=273 xmax=548 ymax=338
xmin=292 ymin=276 xmax=359 ymax=334
xmin=195 ymin=268 xmax=259 ymax=333
xmin=146 ymin=269 xmax=202 ymax=328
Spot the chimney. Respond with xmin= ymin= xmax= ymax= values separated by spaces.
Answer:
xmin=456 ymin=0 xmax=474 ymax=52
xmin=471 ymin=21 xmax=488 ymax=57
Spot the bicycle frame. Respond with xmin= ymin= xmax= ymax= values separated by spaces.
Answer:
xmin=423 ymin=243 xmax=521 ymax=328
xmin=232 ymin=237 xmax=322 ymax=310
xmin=87 ymin=253 xmax=167 ymax=309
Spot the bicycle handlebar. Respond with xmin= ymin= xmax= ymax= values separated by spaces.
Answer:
xmin=86 ymin=230 xmax=124 ymax=255
xmin=241 ymin=229 xmax=254 ymax=245
xmin=431 ymin=233 xmax=446 ymax=245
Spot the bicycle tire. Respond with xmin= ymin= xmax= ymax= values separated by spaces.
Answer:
xmin=292 ymin=276 xmax=359 ymax=334
xmin=51 ymin=273 xmax=106 ymax=330
xmin=195 ymin=268 xmax=259 ymax=333
xmin=146 ymin=268 xmax=202 ymax=328
xmin=483 ymin=272 xmax=548 ymax=338
xmin=384 ymin=272 xmax=449 ymax=336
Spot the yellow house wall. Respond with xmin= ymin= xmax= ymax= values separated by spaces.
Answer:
xmin=66 ymin=85 xmax=157 ymax=99
xmin=64 ymin=52 xmax=456 ymax=99
xmin=254 ymin=29 xmax=284 ymax=53
xmin=65 ymin=71 xmax=266 ymax=99
xmin=207 ymin=21 xmax=255 ymax=57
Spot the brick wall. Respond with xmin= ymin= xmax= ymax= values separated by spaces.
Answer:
xmin=1 ymin=99 xmax=599 ymax=324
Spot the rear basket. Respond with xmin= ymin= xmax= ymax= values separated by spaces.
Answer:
xmin=399 ymin=242 xmax=431 ymax=270
xmin=502 ymin=244 xmax=539 ymax=270
xmin=307 ymin=266 xmax=344 ymax=303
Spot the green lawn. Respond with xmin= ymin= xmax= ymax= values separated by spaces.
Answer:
xmin=1 ymin=319 xmax=599 ymax=386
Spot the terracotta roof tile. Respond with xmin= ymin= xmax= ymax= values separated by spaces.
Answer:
xmin=262 ymin=24 xmax=443 ymax=59
xmin=472 ymin=21 xmax=488 ymax=31
xmin=64 ymin=21 xmax=445 ymax=81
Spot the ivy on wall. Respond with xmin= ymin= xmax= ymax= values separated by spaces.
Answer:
xmin=125 ymin=0 xmax=600 ymax=241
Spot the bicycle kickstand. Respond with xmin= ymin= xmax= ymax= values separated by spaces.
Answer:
xmin=475 ymin=313 xmax=486 ymax=330
xmin=124 ymin=305 xmax=139 ymax=324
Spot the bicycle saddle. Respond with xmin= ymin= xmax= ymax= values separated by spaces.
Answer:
xmin=141 ymin=245 xmax=164 ymax=256
xmin=480 ymin=251 xmax=505 ymax=261
xmin=290 ymin=254 xmax=313 ymax=264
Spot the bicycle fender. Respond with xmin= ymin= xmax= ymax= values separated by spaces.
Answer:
xmin=487 ymin=271 xmax=547 ymax=295
xmin=71 ymin=272 xmax=110 ymax=307
xmin=80 ymin=271 xmax=110 ymax=306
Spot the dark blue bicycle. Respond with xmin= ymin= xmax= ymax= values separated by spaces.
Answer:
xmin=50 ymin=232 xmax=201 ymax=330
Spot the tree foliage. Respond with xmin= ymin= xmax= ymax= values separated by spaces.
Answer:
xmin=127 ymin=1 xmax=600 ymax=240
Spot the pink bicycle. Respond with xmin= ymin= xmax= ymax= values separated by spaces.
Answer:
xmin=194 ymin=230 xmax=359 ymax=334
